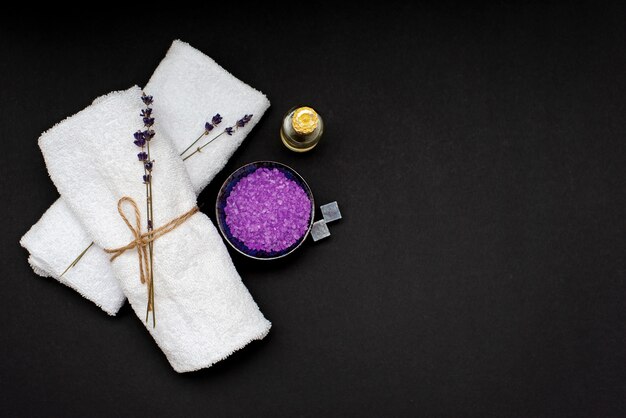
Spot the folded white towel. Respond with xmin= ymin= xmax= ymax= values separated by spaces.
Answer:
xmin=21 ymin=40 xmax=270 ymax=315
xmin=39 ymin=86 xmax=270 ymax=372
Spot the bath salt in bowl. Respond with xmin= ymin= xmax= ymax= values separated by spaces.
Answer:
xmin=216 ymin=161 xmax=315 ymax=259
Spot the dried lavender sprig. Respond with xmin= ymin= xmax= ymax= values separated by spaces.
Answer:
xmin=179 ymin=113 xmax=222 ymax=157
xmin=144 ymin=108 xmax=156 ymax=327
xmin=137 ymin=92 xmax=156 ymax=326
xmin=182 ymin=114 xmax=253 ymax=162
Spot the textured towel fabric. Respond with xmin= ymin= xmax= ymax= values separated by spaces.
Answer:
xmin=24 ymin=199 xmax=124 ymax=314
xmin=39 ymin=86 xmax=271 ymax=372
xmin=20 ymin=40 xmax=270 ymax=315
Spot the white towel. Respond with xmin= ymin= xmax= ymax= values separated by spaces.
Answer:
xmin=21 ymin=40 xmax=270 ymax=315
xmin=39 ymin=86 xmax=271 ymax=372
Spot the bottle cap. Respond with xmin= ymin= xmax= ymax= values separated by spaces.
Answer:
xmin=292 ymin=106 xmax=319 ymax=135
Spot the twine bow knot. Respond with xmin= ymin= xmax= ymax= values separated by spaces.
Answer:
xmin=104 ymin=196 xmax=199 ymax=291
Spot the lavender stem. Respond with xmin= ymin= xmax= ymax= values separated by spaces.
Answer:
xmin=182 ymin=131 xmax=227 ymax=162
xmin=179 ymin=131 xmax=207 ymax=157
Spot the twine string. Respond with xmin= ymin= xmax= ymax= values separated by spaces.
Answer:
xmin=104 ymin=197 xmax=199 ymax=286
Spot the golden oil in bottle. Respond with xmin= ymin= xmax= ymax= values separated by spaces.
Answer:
xmin=280 ymin=106 xmax=324 ymax=152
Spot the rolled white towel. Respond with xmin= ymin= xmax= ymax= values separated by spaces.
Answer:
xmin=39 ymin=86 xmax=271 ymax=372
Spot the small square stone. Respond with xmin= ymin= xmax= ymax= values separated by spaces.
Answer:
xmin=311 ymin=220 xmax=331 ymax=241
xmin=320 ymin=201 xmax=342 ymax=223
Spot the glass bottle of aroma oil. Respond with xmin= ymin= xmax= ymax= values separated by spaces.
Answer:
xmin=280 ymin=106 xmax=324 ymax=152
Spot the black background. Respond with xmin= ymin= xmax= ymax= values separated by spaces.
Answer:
xmin=1 ymin=4 xmax=625 ymax=417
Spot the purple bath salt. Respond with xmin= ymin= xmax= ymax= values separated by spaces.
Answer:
xmin=224 ymin=167 xmax=312 ymax=252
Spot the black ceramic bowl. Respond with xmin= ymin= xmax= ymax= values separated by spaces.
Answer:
xmin=216 ymin=161 xmax=315 ymax=260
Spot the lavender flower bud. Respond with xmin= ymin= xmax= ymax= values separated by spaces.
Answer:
xmin=144 ymin=129 xmax=155 ymax=141
xmin=236 ymin=114 xmax=253 ymax=128
xmin=140 ymin=108 xmax=152 ymax=118
xmin=141 ymin=93 xmax=153 ymax=106
xmin=225 ymin=127 xmax=234 ymax=136
xmin=137 ymin=152 xmax=148 ymax=161
xmin=212 ymin=114 xmax=222 ymax=125
xmin=145 ymin=161 xmax=153 ymax=171
xmin=205 ymin=122 xmax=214 ymax=132
xmin=143 ymin=117 xmax=155 ymax=127
xmin=143 ymin=174 xmax=151 ymax=183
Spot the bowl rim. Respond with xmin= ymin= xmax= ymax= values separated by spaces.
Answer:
xmin=215 ymin=160 xmax=315 ymax=260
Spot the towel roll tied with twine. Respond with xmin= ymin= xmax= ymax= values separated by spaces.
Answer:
xmin=38 ymin=86 xmax=271 ymax=372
